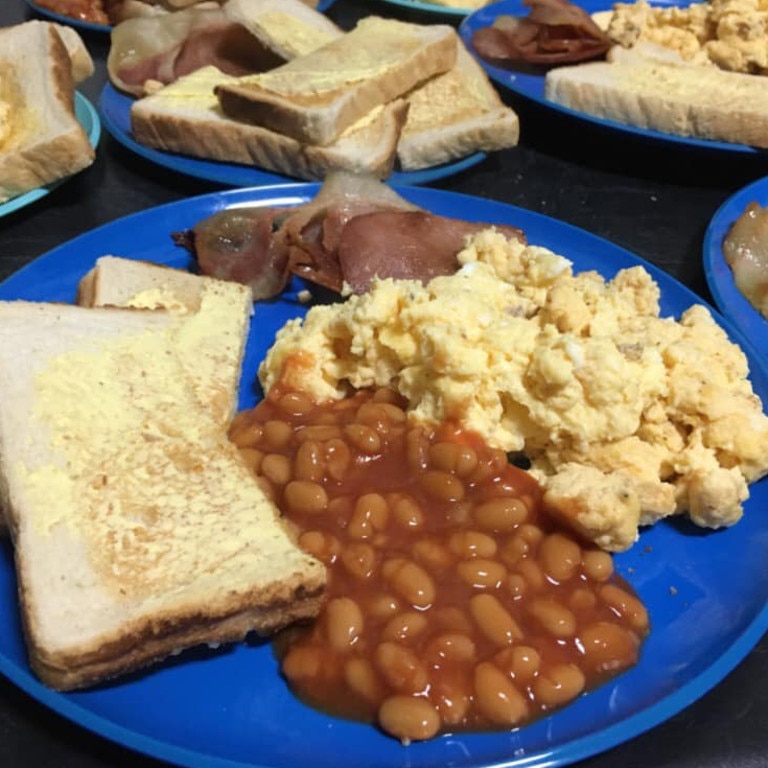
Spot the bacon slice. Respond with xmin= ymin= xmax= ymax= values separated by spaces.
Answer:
xmin=472 ymin=0 xmax=611 ymax=67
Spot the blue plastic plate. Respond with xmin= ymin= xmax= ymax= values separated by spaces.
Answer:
xmin=1 ymin=184 xmax=767 ymax=768
xmin=24 ymin=0 xmax=337 ymax=31
xmin=98 ymin=83 xmax=486 ymax=187
xmin=0 ymin=92 xmax=101 ymax=218
xmin=373 ymin=0 xmax=479 ymax=18
xmin=459 ymin=0 xmax=762 ymax=155
xmin=703 ymin=176 xmax=768 ymax=360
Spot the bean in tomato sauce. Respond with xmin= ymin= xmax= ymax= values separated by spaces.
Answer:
xmin=229 ymin=386 xmax=649 ymax=744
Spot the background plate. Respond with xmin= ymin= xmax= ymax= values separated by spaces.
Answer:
xmin=0 ymin=92 xmax=102 ymax=218
xmin=703 ymin=176 xmax=768 ymax=360
xmin=1 ymin=184 xmax=768 ymax=768
xmin=24 ymin=0 xmax=336 ymax=31
xmin=459 ymin=0 xmax=760 ymax=155
xmin=98 ymin=83 xmax=486 ymax=187
xmin=374 ymin=0 xmax=479 ymax=17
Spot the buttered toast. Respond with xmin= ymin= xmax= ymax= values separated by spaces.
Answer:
xmin=0 ymin=273 xmax=325 ymax=690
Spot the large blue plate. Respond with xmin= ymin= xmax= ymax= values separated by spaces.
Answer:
xmin=703 ymin=176 xmax=768 ymax=360
xmin=0 ymin=92 xmax=101 ymax=218
xmin=1 ymin=184 xmax=767 ymax=768
xmin=99 ymin=83 xmax=486 ymax=187
xmin=459 ymin=0 xmax=761 ymax=155
xmin=24 ymin=0 xmax=337 ymax=31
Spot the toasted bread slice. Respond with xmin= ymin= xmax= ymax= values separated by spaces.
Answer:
xmin=131 ymin=65 xmax=409 ymax=180
xmin=215 ymin=16 xmax=457 ymax=146
xmin=77 ymin=255 xmax=254 ymax=425
xmin=544 ymin=46 xmax=768 ymax=148
xmin=0 ymin=21 xmax=95 ymax=203
xmin=397 ymin=38 xmax=520 ymax=171
xmin=0 ymin=298 xmax=325 ymax=691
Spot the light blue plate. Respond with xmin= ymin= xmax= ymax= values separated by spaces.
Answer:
xmin=703 ymin=176 xmax=768 ymax=360
xmin=459 ymin=0 xmax=761 ymax=155
xmin=24 ymin=0 xmax=337 ymax=31
xmin=0 ymin=92 xmax=101 ymax=218
xmin=98 ymin=83 xmax=487 ymax=187
xmin=1 ymin=183 xmax=767 ymax=768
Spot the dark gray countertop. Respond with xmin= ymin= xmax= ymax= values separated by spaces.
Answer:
xmin=1 ymin=1 xmax=768 ymax=767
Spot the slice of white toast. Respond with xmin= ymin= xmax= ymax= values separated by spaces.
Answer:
xmin=0 ymin=270 xmax=324 ymax=691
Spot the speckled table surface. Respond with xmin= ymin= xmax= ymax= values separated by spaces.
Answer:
xmin=1 ymin=1 xmax=767 ymax=767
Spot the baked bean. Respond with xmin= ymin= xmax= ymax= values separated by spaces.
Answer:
xmin=261 ymin=419 xmax=293 ymax=450
xmin=429 ymin=442 xmax=479 ymax=477
xmin=431 ymin=675 xmax=471 ymax=726
xmin=449 ymin=530 xmax=497 ymax=559
xmin=539 ymin=533 xmax=582 ymax=583
xmin=228 ymin=416 xmax=263 ymax=449
xmin=473 ymin=662 xmax=528 ymax=725
xmin=599 ymin=584 xmax=649 ymax=631
xmin=261 ymin=453 xmax=292 ymax=486
xmin=238 ymin=447 xmax=264 ymax=474
xmin=294 ymin=440 xmax=323 ymax=482
xmin=494 ymin=645 xmax=541 ymax=684
xmin=473 ymin=497 xmax=528 ymax=531
xmin=348 ymin=493 xmax=389 ymax=539
xmin=378 ymin=695 xmax=441 ymax=744
xmin=527 ymin=599 xmax=577 ymax=638
xmin=344 ymin=658 xmax=384 ymax=704
xmin=236 ymin=386 xmax=648 ymax=741
xmin=390 ymin=494 xmax=424 ymax=529
xmin=457 ymin=558 xmax=507 ymax=590
xmin=382 ymin=611 xmax=429 ymax=642
xmin=254 ymin=475 xmax=275 ymax=501
xmin=298 ymin=530 xmax=340 ymax=564
xmin=581 ymin=549 xmax=615 ymax=582
xmin=277 ymin=390 xmax=313 ymax=416
xmin=324 ymin=439 xmax=351 ymax=482
xmin=579 ymin=621 xmax=639 ymax=674
xmin=283 ymin=480 xmax=328 ymax=515
xmin=374 ymin=642 xmax=428 ymax=693
xmin=383 ymin=558 xmax=435 ymax=608
xmin=344 ymin=423 xmax=382 ymax=454
xmin=326 ymin=597 xmax=364 ymax=652
xmin=296 ymin=424 xmax=341 ymax=443
xmin=340 ymin=542 xmax=377 ymax=580
xmin=419 ymin=470 xmax=465 ymax=502
xmin=412 ymin=538 xmax=453 ymax=572
xmin=533 ymin=664 xmax=586 ymax=708
xmin=470 ymin=594 xmax=523 ymax=646
xmin=425 ymin=632 xmax=476 ymax=664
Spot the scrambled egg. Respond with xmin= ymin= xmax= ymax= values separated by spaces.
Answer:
xmin=606 ymin=0 xmax=768 ymax=73
xmin=259 ymin=229 xmax=768 ymax=552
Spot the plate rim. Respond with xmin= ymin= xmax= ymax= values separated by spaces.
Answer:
xmin=1 ymin=182 xmax=768 ymax=768
xmin=0 ymin=92 xmax=101 ymax=219
xmin=458 ymin=0 xmax=760 ymax=155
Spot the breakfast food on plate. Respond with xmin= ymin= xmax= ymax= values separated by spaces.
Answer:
xmin=108 ymin=0 xmax=341 ymax=97
xmin=0 ymin=21 xmax=95 ymax=204
xmin=0 ymin=267 xmax=326 ymax=690
xmin=722 ymin=201 xmax=768 ymax=320
xmin=258 ymin=227 xmax=768 ymax=552
xmin=471 ymin=0 xmax=612 ymax=67
xmin=231 ymin=386 xmax=650 ymax=742
xmin=214 ymin=17 xmax=459 ymax=146
xmin=130 ymin=67 xmax=410 ymax=181
xmin=178 ymin=171 xmax=526 ymax=296
xmin=544 ymin=43 xmax=768 ymax=148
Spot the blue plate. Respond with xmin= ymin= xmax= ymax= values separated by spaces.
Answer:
xmin=703 ymin=176 xmax=768 ymax=360
xmin=374 ymin=0 xmax=479 ymax=18
xmin=99 ymin=83 xmax=486 ymax=187
xmin=0 ymin=92 xmax=101 ymax=218
xmin=459 ymin=0 xmax=761 ymax=155
xmin=1 ymin=184 xmax=768 ymax=768
xmin=24 ymin=0 xmax=337 ymax=31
